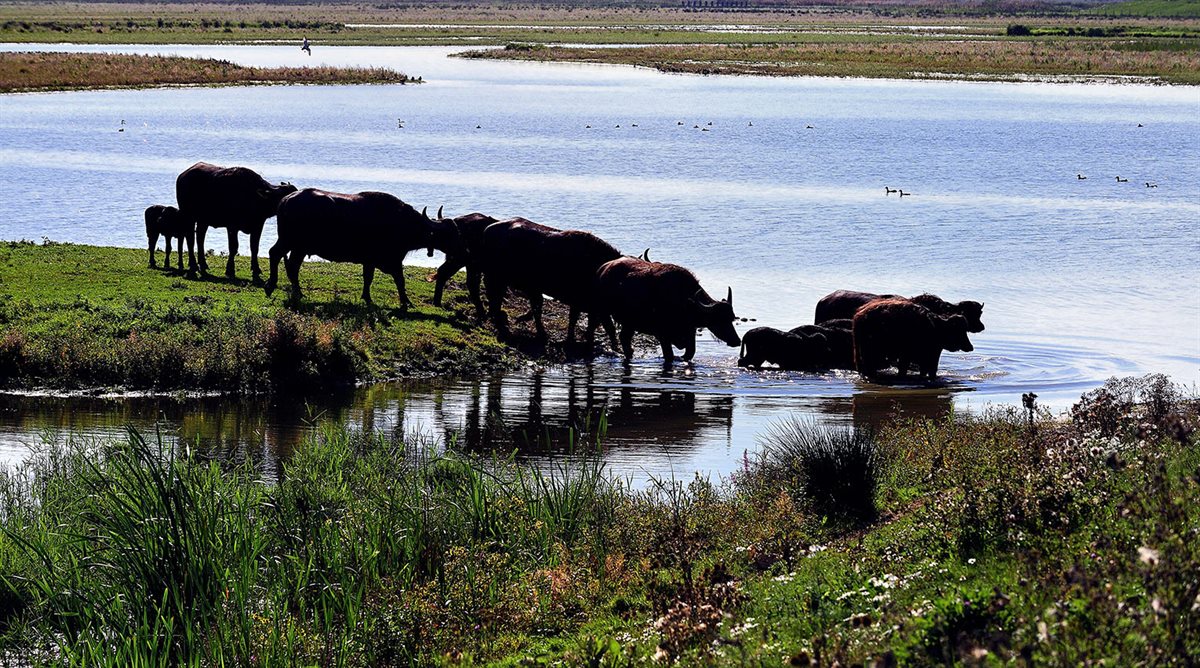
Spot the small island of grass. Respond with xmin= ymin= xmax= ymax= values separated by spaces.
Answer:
xmin=0 ymin=51 xmax=419 ymax=93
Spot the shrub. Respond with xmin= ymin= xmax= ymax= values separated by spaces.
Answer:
xmin=758 ymin=418 xmax=881 ymax=522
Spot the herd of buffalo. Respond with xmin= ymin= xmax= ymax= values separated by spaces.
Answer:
xmin=145 ymin=162 xmax=985 ymax=379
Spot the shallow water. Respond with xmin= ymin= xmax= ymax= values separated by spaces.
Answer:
xmin=0 ymin=44 xmax=1197 ymax=479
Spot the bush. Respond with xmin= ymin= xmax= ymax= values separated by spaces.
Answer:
xmin=758 ymin=418 xmax=881 ymax=522
xmin=1006 ymin=24 xmax=1032 ymax=36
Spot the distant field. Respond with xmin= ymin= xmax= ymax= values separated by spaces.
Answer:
xmin=1090 ymin=0 xmax=1200 ymax=17
xmin=0 ymin=51 xmax=416 ymax=92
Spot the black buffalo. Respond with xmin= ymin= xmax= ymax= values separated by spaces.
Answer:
xmin=788 ymin=318 xmax=854 ymax=370
xmin=853 ymin=298 xmax=974 ymax=380
xmin=431 ymin=210 xmax=498 ymax=318
xmin=478 ymin=218 xmax=621 ymax=343
xmin=592 ymin=257 xmax=740 ymax=365
xmin=264 ymin=188 xmax=459 ymax=308
xmin=175 ymin=162 xmax=297 ymax=280
xmin=738 ymin=327 xmax=830 ymax=370
xmin=144 ymin=204 xmax=195 ymax=273
xmin=815 ymin=289 xmax=985 ymax=333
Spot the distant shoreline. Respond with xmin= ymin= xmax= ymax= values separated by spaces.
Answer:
xmin=0 ymin=51 xmax=419 ymax=93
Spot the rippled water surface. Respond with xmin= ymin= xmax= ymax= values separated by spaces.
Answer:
xmin=1 ymin=44 xmax=1197 ymax=478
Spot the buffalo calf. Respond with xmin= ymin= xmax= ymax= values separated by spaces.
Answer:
xmin=738 ymin=327 xmax=830 ymax=370
xmin=144 ymin=204 xmax=195 ymax=273
xmin=788 ymin=319 xmax=854 ymax=370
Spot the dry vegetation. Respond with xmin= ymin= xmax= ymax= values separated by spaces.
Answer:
xmin=467 ymin=37 xmax=1200 ymax=83
xmin=0 ymin=51 xmax=416 ymax=93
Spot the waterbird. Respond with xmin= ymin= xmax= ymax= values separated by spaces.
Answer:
xmin=748 ymin=121 xmax=753 ymax=126
xmin=694 ymin=124 xmax=700 ymax=128
xmin=1115 ymin=176 xmax=1128 ymax=182
xmin=806 ymin=124 xmax=814 ymax=129
xmin=631 ymin=123 xmax=638 ymax=127
xmin=885 ymin=186 xmax=898 ymax=195
xmin=1138 ymin=123 xmax=1144 ymax=127
xmin=585 ymin=125 xmax=591 ymax=129
xmin=475 ymin=125 xmax=481 ymax=129
xmin=707 ymin=121 xmax=713 ymax=126
xmin=701 ymin=128 xmax=710 ymax=132
xmin=1146 ymin=182 xmax=1158 ymax=188
xmin=899 ymin=190 xmax=912 ymax=197
xmin=1077 ymin=174 xmax=1087 ymax=179
xmin=677 ymin=121 xmax=683 ymax=125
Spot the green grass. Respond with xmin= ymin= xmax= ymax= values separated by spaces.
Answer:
xmin=0 ymin=241 xmax=511 ymax=392
xmin=1091 ymin=0 xmax=1200 ymax=18
xmin=0 ymin=375 xmax=1196 ymax=665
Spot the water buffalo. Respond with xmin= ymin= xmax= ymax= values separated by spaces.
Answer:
xmin=175 ymin=162 xmax=297 ymax=281
xmin=852 ymin=298 xmax=974 ymax=380
xmin=788 ymin=318 xmax=854 ymax=370
xmin=592 ymin=257 xmax=740 ymax=365
xmin=264 ymin=188 xmax=459 ymax=308
xmin=144 ymin=204 xmax=195 ymax=273
xmin=815 ymin=289 xmax=985 ymax=333
xmin=478 ymin=218 xmax=621 ymax=343
xmin=738 ymin=327 xmax=830 ymax=370
xmin=431 ymin=210 xmax=498 ymax=317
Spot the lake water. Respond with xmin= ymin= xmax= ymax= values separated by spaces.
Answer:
xmin=1 ymin=44 xmax=1197 ymax=480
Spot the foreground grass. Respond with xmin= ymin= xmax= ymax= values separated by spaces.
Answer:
xmin=0 ymin=374 xmax=1195 ymax=665
xmin=0 ymin=241 xmax=510 ymax=392
xmin=0 ymin=52 xmax=418 ymax=93
xmin=465 ymin=36 xmax=1200 ymax=84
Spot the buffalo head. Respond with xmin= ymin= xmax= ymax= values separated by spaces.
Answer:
xmin=936 ymin=314 xmax=974 ymax=353
xmin=695 ymin=286 xmax=740 ymax=348
xmin=258 ymin=181 xmax=299 ymax=214
xmin=422 ymin=205 xmax=463 ymax=258
xmin=958 ymin=300 xmax=985 ymax=333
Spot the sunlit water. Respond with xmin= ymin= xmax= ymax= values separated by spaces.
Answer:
xmin=1 ymin=44 xmax=1197 ymax=480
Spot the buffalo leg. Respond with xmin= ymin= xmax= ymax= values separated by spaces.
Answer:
xmin=249 ymin=228 xmax=263 ymax=283
xmin=485 ymin=277 xmax=509 ymax=337
xmin=432 ymin=258 xmax=465 ymax=307
xmin=147 ymin=230 xmax=160 ymax=268
xmin=225 ymin=229 xmax=239 ymax=278
xmin=681 ymin=334 xmax=696 ymax=362
xmin=659 ymin=338 xmax=675 ymax=366
xmin=529 ymin=294 xmax=546 ymax=340
xmin=284 ymin=253 xmax=303 ymax=302
xmin=391 ymin=269 xmax=412 ymax=310
xmin=619 ymin=327 xmax=635 ymax=360
xmin=195 ymin=224 xmax=209 ymax=273
xmin=175 ymin=236 xmax=185 ymax=271
xmin=185 ymin=230 xmax=196 ymax=275
xmin=264 ymin=242 xmax=286 ymax=296
xmin=566 ymin=306 xmax=580 ymax=343
xmin=362 ymin=265 xmax=375 ymax=304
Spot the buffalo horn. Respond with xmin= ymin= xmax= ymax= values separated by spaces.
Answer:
xmin=727 ymin=287 xmax=733 ymax=307
xmin=437 ymin=205 xmax=444 ymax=219
xmin=640 ymin=248 xmax=650 ymax=262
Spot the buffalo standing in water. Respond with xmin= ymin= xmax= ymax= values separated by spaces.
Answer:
xmin=175 ymin=162 xmax=297 ymax=281
xmin=144 ymin=204 xmax=195 ymax=273
xmin=591 ymin=257 xmax=740 ymax=365
xmin=478 ymin=218 xmax=621 ymax=344
xmin=815 ymin=289 xmax=985 ymax=333
xmin=264 ymin=189 xmax=459 ymax=308
xmin=852 ymin=298 xmax=974 ymax=381
xmin=430 ymin=210 xmax=498 ymax=316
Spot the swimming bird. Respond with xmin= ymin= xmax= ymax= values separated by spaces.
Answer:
xmin=806 ymin=124 xmax=814 ymax=129
xmin=1077 ymin=174 xmax=1087 ymax=179
xmin=476 ymin=125 xmax=481 ymax=129
xmin=707 ymin=121 xmax=713 ymax=126
xmin=1138 ymin=123 xmax=1144 ymax=127
xmin=899 ymin=190 xmax=912 ymax=197
xmin=1146 ymin=182 xmax=1158 ymax=188
xmin=631 ymin=123 xmax=638 ymax=127
xmin=694 ymin=125 xmax=700 ymax=128
xmin=677 ymin=121 xmax=683 ymax=125
xmin=748 ymin=121 xmax=753 ymax=126
xmin=615 ymin=124 xmax=620 ymax=128
xmin=585 ymin=125 xmax=591 ymax=129
xmin=701 ymin=128 xmax=710 ymax=132
xmin=1115 ymin=176 xmax=1127 ymax=182
xmin=885 ymin=187 xmax=898 ymax=195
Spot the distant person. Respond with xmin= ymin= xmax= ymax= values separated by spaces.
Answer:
xmin=301 ymin=36 xmax=311 ymax=56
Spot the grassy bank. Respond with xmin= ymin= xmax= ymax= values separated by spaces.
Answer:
xmin=0 ymin=52 xmax=417 ymax=93
xmin=0 ymin=241 xmax=510 ymax=392
xmin=0 ymin=374 xmax=1195 ymax=665
xmin=464 ymin=37 xmax=1200 ymax=84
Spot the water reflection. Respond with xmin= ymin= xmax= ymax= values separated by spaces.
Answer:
xmin=0 ymin=361 xmax=968 ymax=481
